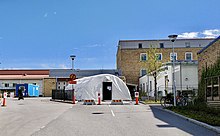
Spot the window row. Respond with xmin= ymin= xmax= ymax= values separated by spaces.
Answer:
xmin=138 ymin=42 xmax=192 ymax=48
xmin=1 ymin=83 xmax=37 ymax=87
xmin=140 ymin=52 xmax=193 ymax=61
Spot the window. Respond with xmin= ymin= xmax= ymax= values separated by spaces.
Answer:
xmin=170 ymin=52 xmax=177 ymax=61
xmin=138 ymin=43 xmax=142 ymax=48
xmin=150 ymin=81 xmax=152 ymax=91
xmin=13 ymin=83 xmax=17 ymax=87
xmin=140 ymin=53 xmax=147 ymax=61
xmin=140 ymin=69 xmax=147 ymax=76
xmin=5 ymin=83 xmax=9 ymax=87
xmin=185 ymin=42 xmax=190 ymax=48
xmin=159 ymin=43 xmax=164 ymax=48
xmin=156 ymin=53 xmax=162 ymax=61
xmin=185 ymin=52 xmax=193 ymax=60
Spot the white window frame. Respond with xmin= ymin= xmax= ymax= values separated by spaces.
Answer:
xmin=185 ymin=52 xmax=193 ymax=60
xmin=140 ymin=53 xmax=147 ymax=61
xmin=156 ymin=53 xmax=163 ymax=61
xmin=170 ymin=52 xmax=177 ymax=61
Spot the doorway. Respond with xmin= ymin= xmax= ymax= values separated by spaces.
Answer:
xmin=102 ymin=82 xmax=112 ymax=100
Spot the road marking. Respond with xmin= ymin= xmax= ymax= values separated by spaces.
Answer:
xmin=111 ymin=110 xmax=115 ymax=117
xmin=40 ymin=126 xmax=45 ymax=129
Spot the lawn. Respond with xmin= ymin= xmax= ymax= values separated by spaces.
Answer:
xmin=144 ymin=100 xmax=161 ymax=104
xmin=166 ymin=105 xmax=220 ymax=126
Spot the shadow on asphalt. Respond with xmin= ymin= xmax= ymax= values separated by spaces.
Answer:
xmin=149 ymin=105 xmax=218 ymax=136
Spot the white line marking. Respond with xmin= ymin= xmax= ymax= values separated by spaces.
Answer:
xmin=40 ymin=126 xmax=45 ymax=129
xmin=111 ymin=110 xmax=115 ymax=117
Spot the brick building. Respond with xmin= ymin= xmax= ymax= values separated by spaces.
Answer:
xmin=117 ymin=38 xmax=214 ymax=86
xmin=198 ymin=36 xmax=220 ymax=80
xmin=198 ymin=36 xmax=220 ymax=105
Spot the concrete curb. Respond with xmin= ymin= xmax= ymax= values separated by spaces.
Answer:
xmin=154 ymin=106 xmax=220 ymax=134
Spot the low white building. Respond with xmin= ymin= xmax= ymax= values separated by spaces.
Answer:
xmin=139 ymin=61 xmax=198 ymax=99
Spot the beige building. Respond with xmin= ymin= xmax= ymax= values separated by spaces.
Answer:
xmin=198 ymin=36 xmax=220 ymax=105
xmin=117 ymin=38 xmax=214 ymax=86
xmin=0 ymin=70 xmax=50 ymax=96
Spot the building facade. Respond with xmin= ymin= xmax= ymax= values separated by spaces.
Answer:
xmin=0 ymin=70 xmax=49 ymax=96
xmin=117 ymin=38 xmax=214 ymax=85
xmin=139 ymin=61 xmax=198 ymax=99
xmin=198 ymin=36 xmax=220 ymax=104
xmin=49 ymin=69 xmax=121 ymax=91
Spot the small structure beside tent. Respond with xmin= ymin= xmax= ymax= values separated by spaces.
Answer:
xmin=65 ymin=74 xmax=131 ymax=101
xmin=16 ymin=84 xmax=39 ymax=97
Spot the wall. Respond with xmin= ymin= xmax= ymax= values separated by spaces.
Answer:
xmin=43 ymin=78 xmax=56 ymax=97
xmin=0 ymin=79 xmax=43 ymax=95
xmin=118 ymin=47 xmax=202 ymax=85
xmin=198 ymin=38 xmax=220 ymax=81
xmin=139 ymin=63 xmax=198 ymax=97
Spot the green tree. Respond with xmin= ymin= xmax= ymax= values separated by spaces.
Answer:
xmin=146 ymin=45 xmax=162 ymax=102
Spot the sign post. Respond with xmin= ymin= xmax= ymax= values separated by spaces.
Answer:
xmin=135 ymin=92 xmax=139 ymax=105
xmin=69 ymin=74 xmax=77 ymax=104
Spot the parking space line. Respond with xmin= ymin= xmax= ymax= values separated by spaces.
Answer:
xmin=111 ymin=109 xmax=115 ymax=117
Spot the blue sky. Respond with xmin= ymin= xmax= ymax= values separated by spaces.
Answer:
xmin=0 ymin=0 xmax=220 ymax=69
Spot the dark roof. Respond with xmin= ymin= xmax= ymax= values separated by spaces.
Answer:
xmin=198 ymin=36 xmax=220 ymax=54
xmin=119 ymin=38 xmax=214 ymax=43
xmin=0 ymin=70 xmax=49 ymax=75
xmin=49 ymin=69 xmax=121 ymax=78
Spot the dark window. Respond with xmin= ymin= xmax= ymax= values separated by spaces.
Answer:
xmin=13 ymin=83 xmax=17 ymax=87
xmin=160 ymin=43 xmax=164 ymax=48
xmin=140 ymin=69 xmax=147 ymax=76
xmin=138 ymin=43 xmax=142 ymax=48
xmin=185 ymin=42 xmax=190 ymax=48
xmin=5 ymin=83 xmax=9 ymax=87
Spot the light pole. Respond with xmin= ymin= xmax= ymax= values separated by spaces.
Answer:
xmin=70 ymin=55 xmax=76 ymax=71
xmin=168 ymin=34 xmax=178 ymax=106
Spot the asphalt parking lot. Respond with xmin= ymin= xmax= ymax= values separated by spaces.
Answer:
xmin=0 ymin=98 xmax=219 ymax=136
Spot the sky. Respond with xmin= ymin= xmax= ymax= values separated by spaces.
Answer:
xmin=0 ymin=0 xmax=220 ymax=70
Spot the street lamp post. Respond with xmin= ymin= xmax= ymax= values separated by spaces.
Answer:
xmin=168 ymin=34 xmax=178 ymax=106
xmin=70 ymin=55 xmax=76 ymax=71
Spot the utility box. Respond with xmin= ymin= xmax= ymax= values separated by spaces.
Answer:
xmin=16 ymin=84 xmax=39 ymax=97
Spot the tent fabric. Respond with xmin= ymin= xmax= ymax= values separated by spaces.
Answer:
xmin=65 ymin=74 xmax=131 ymax=101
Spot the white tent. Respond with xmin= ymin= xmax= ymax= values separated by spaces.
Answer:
xmin=65 ymin=74 xmax=131 ymax=101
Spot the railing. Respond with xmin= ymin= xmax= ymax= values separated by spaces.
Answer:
xmin=52 ymin=89 xmax=74 ymax=101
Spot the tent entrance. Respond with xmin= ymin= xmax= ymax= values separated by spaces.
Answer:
xmin=102 ymin=82 xmax=112 ymax=100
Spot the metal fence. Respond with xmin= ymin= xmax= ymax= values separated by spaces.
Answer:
xmin=52 ymin=89 xmax=74 ymax=101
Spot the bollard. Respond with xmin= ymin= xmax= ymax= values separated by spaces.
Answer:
xmin=135 ymin=97 xmax=139 ymax=105
xmin=98 ymin=92 xmax=101 ymax=105
xmin=135 ymin=92 xmax=139 ymax=105
xmin=2 ymin=92 xmax=7 ymax=107
xmin=72 ymin=89 xmax=75 ymax=104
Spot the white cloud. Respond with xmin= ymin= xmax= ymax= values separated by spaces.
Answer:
xmin=178 ymin=32 xmax=199 ymax=39
xmin=86 ymin=44 xmax=105 ymax=48
xmin=178 ymin=29 xmax=220 ymax=39
xmin=58 ymin=64 xmax=68 ymax=69
xmin=40 ymin=63 xmax=69 ymax=69
xmin=202 ymin=29 xmax=220 ymax=38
